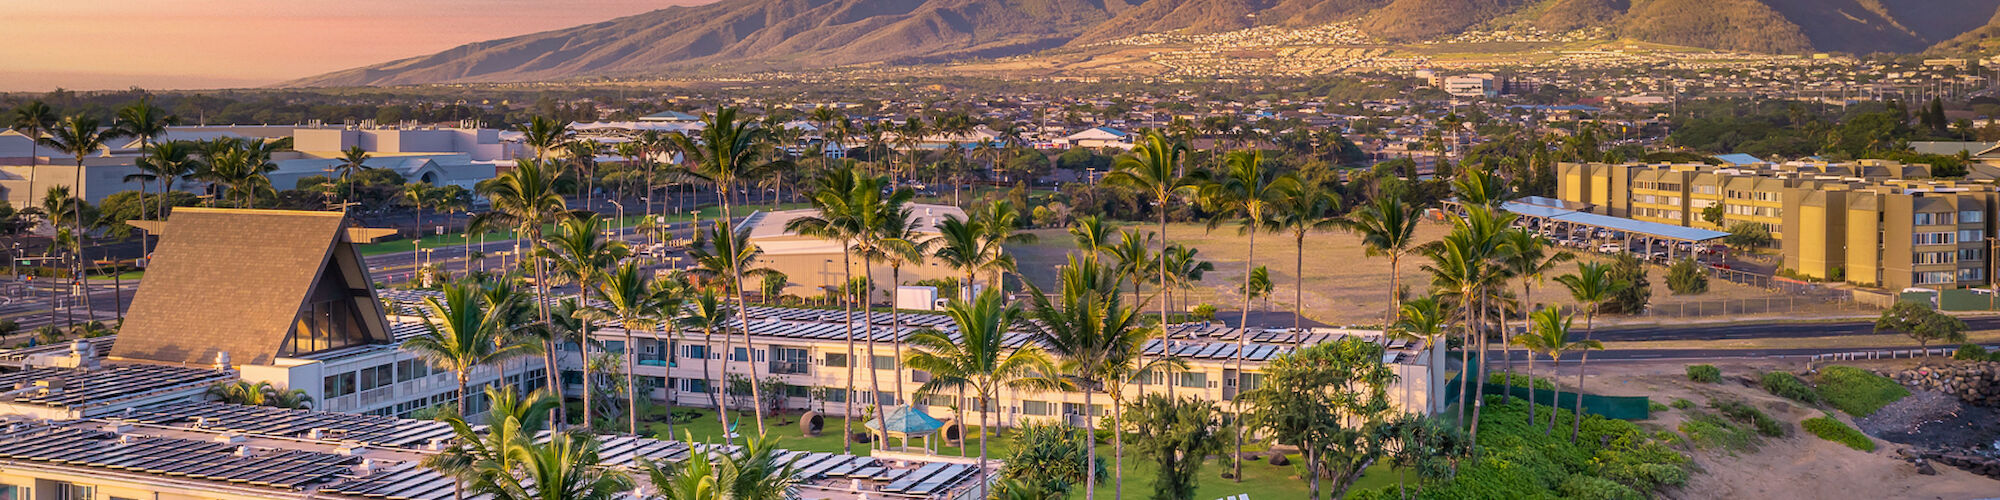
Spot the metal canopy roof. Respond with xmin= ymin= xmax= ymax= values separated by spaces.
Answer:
xmin=1500 ymin=201 xmax=1731 ymax=242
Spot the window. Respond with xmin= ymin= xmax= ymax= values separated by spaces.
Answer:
xmin=358 ymin=364 xmax=394 ymax=391
xmin=820 ymin=387 xmax=846 ymax=402
xmin=917 ymin=393 xmax=954 ymax=406
xmin=681 ymin=378 xmax=710 ymax=394
xmin=49 ymin=482 xmax=91 ymax=500
xmin=730 ymin=347 xmax=749 ymax=362
xmin=823 ymin=353 xmax=849 ymax=367
xmin=1960 ymin=268 xmax=1986 ymax=282
xmin=1914 ymin=252 xmax=1956 ymax=265
xmin=1962 ymin=248 xmax=1986 ymax=262
xmin=396 ymin=359 xmax=430 ymax=382
xmin=601 ymin=340 xmax=625 ymax=354
xmin=1963 ymin=229 xmax=1986 ymax=242
xmin=1022 ymin=400 xmax=1053 ymax=416
xmin=784 ymin=385 xmax=809 ymax=398
xmin=1178 ymin=372 xmax=1207 ymax=389
xmin=323 ymin=372 xmax=356 ymax=398
xmin=1914 ymin=271 xmax=1955 ymax=285
xmin=1239 ymin=372 xmax=1266 ymax=391
xmin=872 ymin=355 xmax=897 ymax=370
xmin=0 ymin=484 xmax=21 ymax=500
xmin=1962 ymin=210 xmax=1985 ymax=224
xmin=1914 ymin=232 xmax=1957 ymax=246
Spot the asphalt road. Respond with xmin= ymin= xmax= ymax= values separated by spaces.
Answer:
xmin=1590 ymin=316 xmax=2000 ymax=342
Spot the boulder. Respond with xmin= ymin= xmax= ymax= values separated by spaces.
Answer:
xmin=1915 ymin=459 xmax=1938 ymax=476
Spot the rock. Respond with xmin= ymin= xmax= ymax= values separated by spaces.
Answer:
xmin=1267 ymin=453 xmax=1290 ymax=466
xmin=1916 ymin=459 xmax=1938 ymax=476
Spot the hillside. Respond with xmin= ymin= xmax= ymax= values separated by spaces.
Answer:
xmin=288 ymin=0 xmax=2000 ymax=87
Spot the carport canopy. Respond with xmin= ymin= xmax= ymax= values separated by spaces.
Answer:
xmin=1497 ymin=200 xmax=1731 ymax=244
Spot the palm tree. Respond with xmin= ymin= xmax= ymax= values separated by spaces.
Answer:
xmin=1104 ymin=130 xmax=1200 ymax=332
xmin=40 ymin=115 xmax=122 ymax=233
xmin=788 ymin=169 xmax=908 ymax=444
xmin=1512 ymin=308 xmax=1603 ymax=440
xmin=402 ymin=182 xmax=436 ymax=265
xmin=870 ymin=203 xmax=937 ymax=406
xmin=428 ymin=386 xmax=557 ymax=500
xmin=565 ymin=140 xmax=602 ymax=211
xmin=137 ymin=140 xmax=201 ymax=221
xmin=334 ymin=146 xmax=372 ymax=210
xmin=931 ymin=214 xmax=1005 ymax=301
xmin=1555 ymin=262 xmax=1626 ymax=343
xmin=471 ymin=158 xmax=572 ymax=426
xmin=1268 ymin=179 xmax=1343 ymax=338
xmin=114 ymin=97 xmax=176 ymax=152
xmin=1391 ymin=296 xmax=1451 ymax=415
xmin=402 ymin=282 xmax=534 ymax=415
xmin=685 ymin=220 xmax=779 ymax=434
xmin=1422 ymin=207 xmax=1512 ymax=436
xmin=541 ymin=215 xmax=631 ymax=430
xmin=10 ymin=101 xmax=56 ymax=207
xmin=641 ymin=432 xmax=800 ymax=500
xmin=671 ymin=106 xmax=783 ymax=435
xmin=1496 ymin=229 xmax=1571 ymax=397
xmin=974 ymin=200 xmax=1035 ymax=293
xmin=578 ymin=262 xmax=663 ymax=436
xmin=473 ymin=432 xmax=634 ymax=500
xmin=678 ymin=288 xmax=734 ymax=438
xmin=522 ymin=116 xmax=572 ymax=161
xmin=786 ymin=164 xmax=870 ymax=452
xmin=1195 ymin=150 xmax=1293 ymax=481
xmin=1105 ymin=230 xmax=1155 ymax=303
xmin=1022 ymin=255 xmax=1149 ymax=500
xmin=198 ymin=141 xmax=277 ymax=208
xmin=1349 ymin=196 xmax=1422 ymax=322
xmin=1159 ymin=244 xmax=1212 ymax=320
xmin=1069 ymin=215 xmax=1114 ymax=255
xmin=905 ymin=289 xmax=1055 ymax=492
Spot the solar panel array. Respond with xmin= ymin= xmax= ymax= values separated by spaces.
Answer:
xmin=318 ymin=463 xmax=474 ymax=500
xmin=0 ymin=365 xmax=232 ymax=409
xmin=111 ymin=401 xmax=456 ymax=449
xmin=0 ymin=427 xmax=356 ymax=490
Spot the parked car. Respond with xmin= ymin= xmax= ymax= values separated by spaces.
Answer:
xmin=1598 ymin=243 xmax=1623 ymax=253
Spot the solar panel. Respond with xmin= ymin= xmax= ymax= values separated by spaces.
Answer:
xmin=114 ymin=401 xmax=454 ymax=448
xmin=0 ymin=428 xmax=355 ymax=491
xmin=882 ymin=462 xmax=947 ymax=492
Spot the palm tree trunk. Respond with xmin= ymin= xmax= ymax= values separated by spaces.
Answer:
xmin=1525 ymin=357 xmax=1537 ymax=426
xmin=1152 ymin=194 xmax=1169 ymax=399
xmin=862 ymin=258 xmax=884 ymax=450
xmin=892 ymin=265 xmax=906 ymax=407
xmin=457 ymin=371 xmax=471 ymax=416
xmin=1571 ymin=350 xmax=1590 ymax=443
xmin=535 ymin=249 xmax=566 ymax=429
xmin=1233 ymin=229 xmax=1254 ymax=483
xmin=1295 ymin=234 xmax=1306 ymax=343
xmin=1388 ymin=254 xmax=1401 ymax=323
xmin=1470 ymin=294 xmax=1489 ymax=440
xmin=1084 ymin=387 xmax=1098 ymax=500
xmin=664 ymin=325 xmax=679 ymax=438
xmin=720 ymin=184 xmax=769 ymax=436
xmin=579 ymin=287 xmax=597 ymax=431
xmin=978 ymin=390 xmax=991 ymax=497
xmin=702 ymin=328 xmax=722 ymax=421
xmin=716 ymin=322 xmax=739 ymax=446
xmin=842 ymin=249 xmax=858 ymax=454
xmin=626 ymin=328 xmax=638 ymax=436
xmin=1545 ymin=356 xmax=1562 ymax=435
xmin=1112 ymin=393 xmax=1125 ymax=500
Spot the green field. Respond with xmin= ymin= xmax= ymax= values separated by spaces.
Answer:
xmin=645 ymin=410 xmax=1396 ymax=499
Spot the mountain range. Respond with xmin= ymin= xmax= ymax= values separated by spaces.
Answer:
xmin=288 ymin=0 xmax=2000 ymax=87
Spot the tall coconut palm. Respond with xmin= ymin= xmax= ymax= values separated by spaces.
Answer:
xmin=137 ymin=140 xmax=201 ymax=221
xmin=1159 ymin=243 xmax=1213 ymax=368
xmin=334 ymin=146 xmax=372 ymax=210
xmin=402 ymin=282 xmax=534 ymax=415
xmin=904 ymin=289 xmax=1056 ymax=494
xmin=685 ymin=220 xmax=779 ymax=434
xmin=1496 ymin=229 xmax=1571 ymax=397
xmin=931 ymin=214 xmax=1006 ymax=301
xmin=1022 ymin=255 xmax=1149 ymax=500
xmin=522 ymin=116 xmax=572 ymax=161
xmin=471 ymin=158 xmax=571 ymax=425
xmin=678 ymin=288 xmax=734 ymax=439
xmin=1349 ymin=196 xmax=1422 ymax=322
xmin=114 ymin=97 xmax=176 ymax=152
xmin=1104 ymin=130 xmax=1200 ymax=332
xmin=1105 ymin=230 xmax=1156 ymax=302
xmin=1268 ymin=179 xmax=1343 ymax=338
xmin=541 ymin=215 xmax=631 ymax=431
xmin=472 ymin=432 xmax=634 ymax=500
xmin=1512 ymin=307 xmax=1603 ymax=440
xmin=565 ymin=140 xmax=602 ymax=211
xmin=1422 ymin=206 xmax=1512 ymax=437
xmin=10 ymin=101 xmax=56 ymax=207
xmin=786 ymin=163 xmax=870 ymax=452
xmin=1195 ymin=149 xmax=1294 ymax=481
xmin=974 ymin=200 xmax=1036 ymax=293
xmin=40 ymin=115 xmax=123 ymax=233
xmin=1068 ymin=215 xmax=1114 ymax=255
xmin=1555 ymin=262 xmax=1626 ymax=343
xmin=1391 ymin=296 xmax=1451 ymax=416
xmin=869 ymin=203 xmax=938 ymax=407
xmin=671 ymin=106 xmax=783 ymax=435
xmin=578 ymin=262 xmax=663 ymax=436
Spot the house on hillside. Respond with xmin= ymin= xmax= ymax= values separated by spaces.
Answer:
xmin=1062 ymin=126 xmax=1134 ymax=150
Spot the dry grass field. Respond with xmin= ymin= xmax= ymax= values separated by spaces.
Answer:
xmin=1008 ymin=220 xmax=1803 ymax=327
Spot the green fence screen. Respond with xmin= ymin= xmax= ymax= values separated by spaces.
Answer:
xmin=1441 ymin=355 xmax=1653 ymax=420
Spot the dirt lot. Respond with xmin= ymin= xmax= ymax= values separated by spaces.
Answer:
xmin=1531 ymin=360 xmax=2000 ymax=500
xmin=1007 ymin=220 xmax=1810 ymax=327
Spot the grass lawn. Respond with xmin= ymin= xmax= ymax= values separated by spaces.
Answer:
xmin=645 ymin=410 xmax=1400 ymax=498
xmin=87 ymin=270 xmax=144 ymax=281
xmin=356 ymin=203 xmax=812 ymax=256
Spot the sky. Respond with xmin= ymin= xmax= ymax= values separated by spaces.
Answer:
xmin=1 ymin=0 xmax=719 ymax=92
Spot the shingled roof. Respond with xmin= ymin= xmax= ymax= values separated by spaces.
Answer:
xmin=109 ymin=208 xmax=392 ymax=366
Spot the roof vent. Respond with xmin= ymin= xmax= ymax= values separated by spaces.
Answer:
xmin=308 ymin=428 xmax=329 ymax=440
xmin=427 ymin=437 xmax=449 ymax=451
xmin=336 ymin=445 xmax=368 ymax=456
xmin=214 ymin=433 xmax=244 ymax=444
xmin=353 ymin=458 xmax=377 ymax=476
xmin=69 ymin=340 xmax=98 ymax=370
xmin=116 ymin=434 xmax=142 ymax=445
xmin=102 ymin=423 xmax=132 ymax=433
xmin=194 ymin=416 xmax=212 ymax=428
xmin=213 ymin=351 xmax=232 ymax=370
xmin=233 ymin=445 xmax=252 ymax=457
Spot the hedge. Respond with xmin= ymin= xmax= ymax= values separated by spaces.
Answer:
xmin=1760 ymin=371 xmax=1819 ymax=404
xmin=1685 ymin=364 xmax=1721 ymax=383
xmin=1813 ymin=366 xmax=1909 ymax=417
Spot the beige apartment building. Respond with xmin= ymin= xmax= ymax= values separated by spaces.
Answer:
xmin=1558 ymin=160 xmax=2000 ymax=290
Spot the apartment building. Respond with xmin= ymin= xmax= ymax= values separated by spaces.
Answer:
xmin=1557 ymin=160 xmax=2000 ymax=290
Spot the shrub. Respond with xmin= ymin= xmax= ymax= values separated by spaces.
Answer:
xmin=1685 ymin=364 xmax=1721 ymax=383
xmin=1489 ymin=372 xmax=1556 ymax=390
xmin=1814 ymin=366 xmax=1909 ymax=417
xmin=1712 ymin=400 xmax=1788 ymax=437
xmin=1666 ymin=258 xmax=1709 ymax=295
xmin=1802 ymin=413 xmax=1876 ymax=451
xmin=1679 ymin=413 xmax=1760 ymax=452
xmin=1648 ymin=401 xmax=1669 ymax=412
xmin=1191 ymin=303 xmax=1217 ymax=322
xmin=1955 ymin=343 xmax=1990 ymax=361
xmin=1670 ymin=398 xmax=1695 ymax=410
xmin=1760 ymin=371 xmax=1819 ymax=404
xmin=1370 ymin=398 xmax=1688 ymax=499
xmin=1558 ymin=474 xmax=1644 ymax=500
